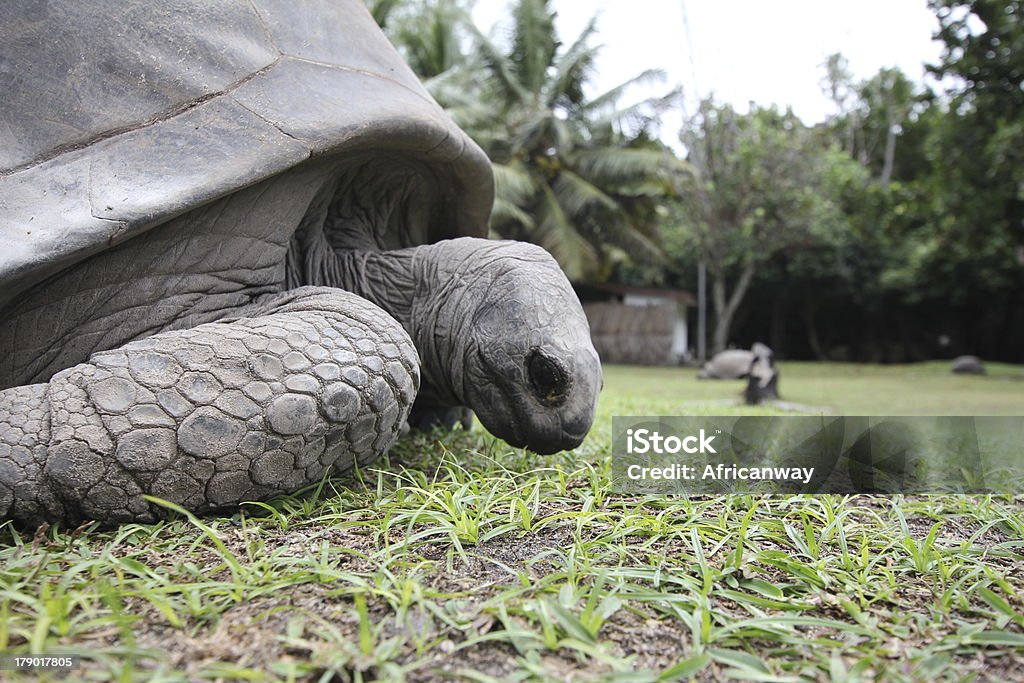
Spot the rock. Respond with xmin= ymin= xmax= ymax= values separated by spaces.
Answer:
xmin=951 ymin=355 xmax=986 ymax=375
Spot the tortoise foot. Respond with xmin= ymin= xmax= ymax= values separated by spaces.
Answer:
xmin=0 ymin=287 xmax=419 ymax=526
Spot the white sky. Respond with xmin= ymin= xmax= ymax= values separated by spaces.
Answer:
xmin=471 ymin=1 xmax=946 ymax=149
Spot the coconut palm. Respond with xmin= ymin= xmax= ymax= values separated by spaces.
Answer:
xmin=381 ymin=0 xmax=688 ymax=280
xmin=373 ymin=1 xmax=497 ymax=135
xmin=468 ymin=0 xmax=688 ymax=280
xmin=393 ymin=0 xmax=469 ymax=79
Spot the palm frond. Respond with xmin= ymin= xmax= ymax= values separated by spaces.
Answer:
xmin=574 ymin=147 xmax=691 ymax=186
xmin=397 ymin=2 xmax=469 ymax=78
xmin=493 ymin=162 xmax=537 ymax=206
xmin=581 ymin=214 xmax=665 ymax=266
xmin=550 ymin=116 xmax=574 ymax=153
xmin=469 ymin=24 xmax=530 ymax=106
xmin=511 ymin=0 xmax=558 ymax=95
xmin=392 ymin=0 xmax=687 ymax=281
xmin=588 ymin=86 xmax=683 ymax=135
xmin=508 ymin=109 xmax=558 ymax=157
xmin=612 ymin=178 xmax=678 ymax=197
xmin=536 ymin=183 xmax=599 ymax=280
xmin=422 ymin=67 xmax=474 ymax=104
xmin=543 ymin=16 xmax=600 ymax=108
xmin=582 ymin=69 xmax=668 ymax=114
xmin=490 ymin=197 xmax=536 ymax=230
xmin=425 ymin=69 xmax=500 ymax=132
xmin=553 ymin=169 xmax=620 ymax=217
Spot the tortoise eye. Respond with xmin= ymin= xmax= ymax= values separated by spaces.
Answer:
xmin=528 ymin=351 xmax=568 ymax=406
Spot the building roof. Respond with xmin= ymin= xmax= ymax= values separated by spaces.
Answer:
xmin=576 ymin=282 xmax=696 ymax=306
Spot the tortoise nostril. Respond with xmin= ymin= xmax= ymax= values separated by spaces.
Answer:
xmin=528 ymin=351 xmax=568 ymax=406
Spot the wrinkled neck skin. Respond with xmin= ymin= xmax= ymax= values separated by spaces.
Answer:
xmin=307 ymin=237 xmax=602 ymax=454
xmin=327 ymin=244 xmax=468 ymax=406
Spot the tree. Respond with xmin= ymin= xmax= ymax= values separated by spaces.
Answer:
xmin=905 ymin=0 xmax=1024 ymax=356
xmin=821 ymin=55 xmax=919 ymax=185
xmin=463 ymin=0 xmax=688 ymax=280
xmin=820 ymin=53 xmax=865 ymax=163
xmin=779 ymin=32 xmax=1024 ymax=362
xmin=392 ymin=0 xmax=468 ymax=79
xmin=858 ymin=68 xmax=917 ymax=185
xmin=669 ymin=101 xmax=837 ymax=354
xmin=376 ymin=0 xmax=686 ymax=281
xmin=927 ymin=0 xmax=1024 ymax=290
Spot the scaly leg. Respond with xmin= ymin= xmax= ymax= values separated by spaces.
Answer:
xmin=0 ymin=287 xmax=418 ymax=526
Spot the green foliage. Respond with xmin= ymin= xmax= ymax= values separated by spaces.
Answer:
xmin=381 ymin=0 xmax=688 ymax=281
xmin=924 ymin=0 xmax=1024 ymax=294
xmin=675 ymin=103 xmax=831 ymax=269
xmin=394 ymin=0 xmax=471 ymax=79
xmin=467 ymin=1 xmax=688 ymax=280
xmin=668 ymin=3 xmax=1023 ymax=360
xmin=665 ymin=101 xmax=843 ymax=352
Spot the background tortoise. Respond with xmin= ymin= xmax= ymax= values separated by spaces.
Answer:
xmin=698 ymin=343 xmax=778 ymax=404
xmin=0 ymin=0 xmax=601 ymax=526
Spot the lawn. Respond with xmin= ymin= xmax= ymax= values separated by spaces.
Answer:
xmin=599 ymin=362 xmax=1024 ymax=417
xmin=2 ymin=362 xmax=1023 ymax=681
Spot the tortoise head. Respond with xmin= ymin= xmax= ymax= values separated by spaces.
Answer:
xmin=426 ymin=239 xmax=602 ymax=454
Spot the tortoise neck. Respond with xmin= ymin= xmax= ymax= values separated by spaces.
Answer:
xmin=327 ymin=248 xmax=418 ymax=329
xmin=323 ymin=242 xmax=472 ymax=408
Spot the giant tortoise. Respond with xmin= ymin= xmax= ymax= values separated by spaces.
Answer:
xmin=0 ymin=0 xmax=602 ymax=526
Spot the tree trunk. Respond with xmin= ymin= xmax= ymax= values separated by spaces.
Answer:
xmin=711 ymin=276 xmax=727 ymax=354
xmin=711 ymin=263 xmax=756 ymax=354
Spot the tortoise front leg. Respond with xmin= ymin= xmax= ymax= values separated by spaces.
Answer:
xmin=0 ymin=287 xmax=419 ymax=527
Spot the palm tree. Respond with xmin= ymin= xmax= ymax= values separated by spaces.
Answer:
xmin=468 ymin=0 xmax=689 ymax=280
xmin=372 ymin=1 xmax=498 ymax=138
xmin=381 ymin=0 xmax=688 ymax=281
xmin=393 ymin=0 xmax=469 ymax=79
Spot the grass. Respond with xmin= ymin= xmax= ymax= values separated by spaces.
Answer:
xmin=602 ymin=362 xmax=1024 ymax=416
xmin=1 ymin=362 xmax=1023 ymax=681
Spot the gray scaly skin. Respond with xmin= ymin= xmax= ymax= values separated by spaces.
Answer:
xmin=0 ymin=288 xmax=419 ymax=525
xmin=0 ymin=238 xmax=601 ymax=527
xmin=309 ymin=237 xmax=602 ymax=454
